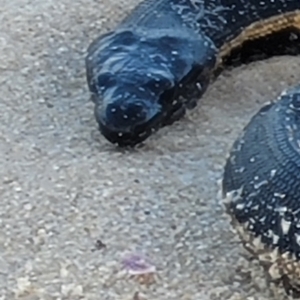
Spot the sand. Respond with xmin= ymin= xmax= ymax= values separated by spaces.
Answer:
xmin=1 ymin=0 xmax=300 ymax=299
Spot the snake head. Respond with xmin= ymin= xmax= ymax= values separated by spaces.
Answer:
xmin=86 ymin=29 xmax=216 ymax=146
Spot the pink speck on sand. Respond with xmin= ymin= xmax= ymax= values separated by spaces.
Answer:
xmin=122 ymin=253 xmax=157 ymax=275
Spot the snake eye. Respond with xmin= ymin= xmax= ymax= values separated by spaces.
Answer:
xmin=290 ymin=94 xmax=300 ymax=111
xmin=97 ymin=72 xmax=116 ymax=91
xmin=142 ymin=74 xmax=174 ymax=96
xmin=111 ymin=30 xmax=137 ymax=47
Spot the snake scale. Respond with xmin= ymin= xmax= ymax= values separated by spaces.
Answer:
xmin=86 ymin=0 xmax=300 ymax=297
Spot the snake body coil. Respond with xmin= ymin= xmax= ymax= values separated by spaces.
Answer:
xmin=222 ymin=86 xmax=300 ymax=297
xmin=86 ymin=0 xmax=300 ymax=296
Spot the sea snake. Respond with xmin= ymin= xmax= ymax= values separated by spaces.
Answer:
xmin=85 ymin=0 xmax=300 ymax=297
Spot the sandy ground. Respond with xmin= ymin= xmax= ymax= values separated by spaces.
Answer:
xmin=1 ymin=0 xmax=300 ymax=299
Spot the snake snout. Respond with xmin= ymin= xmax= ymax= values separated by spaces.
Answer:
xmin=103 ymin=100 xmax=152 ymax=129
xmin=95 ymin=98 xmax=161 ymax=146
